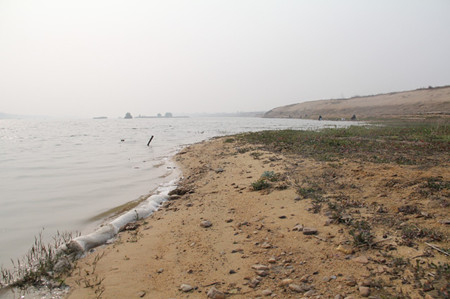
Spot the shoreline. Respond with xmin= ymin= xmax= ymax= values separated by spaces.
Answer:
xmin=64 ymin=129 xmax=449 ymax=298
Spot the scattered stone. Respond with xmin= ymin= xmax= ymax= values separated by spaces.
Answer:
xmin=268 ymin=256 xmax=277 ymax=264
xmin=440 ymin=219 xmax=450 ymax=225
xmin=261 ymin=289 xmax=272 ymax=296
xmin=288 ymin=284 xmax=303 ymax=293
xmin=294 ymin=196 xmax=302 ymax=201
xmin=293 ymin=224 xmax=304 ymax=231
xmin=169 ymin=195 xmax=181 ymax=200
xmin=302 ymin=227 xmax=318 ymax=235
xmin=249 ymin=278 xmax=260 ymax=288
xmin=359 ymin=286 xmax=370 ymax=297
xmin=138 ymin=291 xmax=146 ymax=297
xmin=344 ymin=276 xmax=357 ymax=287
xmin=360 ymin=279 xmax=372 ymax=287
xmin=279 ymin=215 xmax=287 ymax=219
xmin=304 ymin=289 xmax=315 ymax=296
xmin=352 ymin=255 xmax=369 ymax=264
xmin=255 ymin=270 xmax=269 ymax=277
xmin=299 ymin=275 xmax=310 ymax=283
xmin=157 ymin=268 xmax=164 ymax=273
xmin=336 ymin=245 xmax=354 ymax=254
xmin=288 ymin=284 xmax=310 ymax=293
xmin=261 ymin=242 xmax=272 ymax=249
xmin=322 ymin=276 xmax=331 ymax=282
xmin=229 ymin=269 xmax=236 ymax=274
xmin=252 ymin=264 xmax=269 ymax=271
xmin=179 ymin=284 xmax=193 ymax=292
xmin=225 ymin=219 xmax=233 ymax=223
xmin=278 ymin=278 xmax=293 ymax=287
xmin=334 ymin=295 xmax=343 ymax=299
xmin=200 ymin=220 xmax=212 ymax=228
xmin=207 ymin=286 xmax=226 ymax=299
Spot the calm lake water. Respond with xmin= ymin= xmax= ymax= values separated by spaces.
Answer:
xmin=0 ymin=117 xmax=357 ymax=267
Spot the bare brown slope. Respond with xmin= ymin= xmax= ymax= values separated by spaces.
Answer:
xmin=264 ymin=86 xmax=450 ymax=120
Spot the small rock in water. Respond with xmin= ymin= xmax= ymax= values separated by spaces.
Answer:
xmin=179 ymin=284 xmax=193 ymax=292
xmin=303 ymin=227 xmax=318 ymax=235
xmin=200 ymin=220 xmax=213 ymax=228
xmin=207 ymin=286 xmax=226 ymax=299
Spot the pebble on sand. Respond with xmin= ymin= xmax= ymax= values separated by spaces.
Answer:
xmin=179 ymin=284 xmax=193 ymax=292
xmin=200 ymin=220 xmax=213 ymax=228
xmin=302 ymin=227 xmax=318 ymax=235
xmin=207 ymin=286 xmax=226 ymax=299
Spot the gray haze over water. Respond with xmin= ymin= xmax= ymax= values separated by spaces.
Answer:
xmin=1 ymin=1 xmax=450 ymax=118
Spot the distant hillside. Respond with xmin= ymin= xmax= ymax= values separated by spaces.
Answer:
xmin=264 ymin=86 xmax=450 ymax=120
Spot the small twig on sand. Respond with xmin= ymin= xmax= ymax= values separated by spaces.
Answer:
xmin=425 ymin=242 xmax=450 ymax=256
xmin=313 ymin=235 xmax=327 ymax=242
xmin=202 ymin=281 xmax=221 ymax=287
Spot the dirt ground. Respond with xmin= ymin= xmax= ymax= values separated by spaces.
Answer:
xmin=65 ymin=136 xmax=449 ymax=299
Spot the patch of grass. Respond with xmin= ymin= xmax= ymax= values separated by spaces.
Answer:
xmin=261 ymin=171 xmax=279 ymax=182
xmin=425 ymin=177 xmax=449 ymax=191
xmin=349 ymin=220 xmax=375 ymax=248
xmin=251 ymin=179 xmax=271 ymax=191
xmin=251 ymin=171 xmax=280 ymax=191
xmin=400 ymin=224 xmax=445 ymax=242
xmin=224 ymin=138 xmax=235 ymax=143
xmin=238 ymin=122 xmax=449 ymax=165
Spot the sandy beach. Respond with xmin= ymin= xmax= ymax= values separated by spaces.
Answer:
xmin=65 ymin=132 xmax=449 ymax=298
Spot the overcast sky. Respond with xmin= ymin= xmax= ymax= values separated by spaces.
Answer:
xmin=1 ymin=1 xmax=449 ymax=117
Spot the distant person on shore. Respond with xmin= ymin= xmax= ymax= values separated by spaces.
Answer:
xmin=318 ymin=115 xmax=323 ymax=121
xmin=351 ymin=114 xmax=357 ymax=121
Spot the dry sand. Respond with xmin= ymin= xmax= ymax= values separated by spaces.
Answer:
xmin=264 ymin=86 xmax=450 ymax=120
xmin=65 ymin=137 xmax=449 ymax=298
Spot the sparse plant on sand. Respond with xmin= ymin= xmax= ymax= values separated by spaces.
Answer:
xmin=251 ymin=171 xmax=280 ymax=191
xmin=0 ymin=230 xmax=79 ymax=289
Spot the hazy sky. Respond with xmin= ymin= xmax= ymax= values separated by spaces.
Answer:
xmin=1 ymin=1 xmax=449 ymax=117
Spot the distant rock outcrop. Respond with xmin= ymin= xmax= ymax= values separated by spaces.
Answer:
xmin=124 ymin=112 xmax=133 ymax=119
xmin=264 ymin=86 xmax=450 ymax=120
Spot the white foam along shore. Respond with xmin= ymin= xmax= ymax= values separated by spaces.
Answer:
xmin=66 ymin=178 xmax=178 ymax=254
